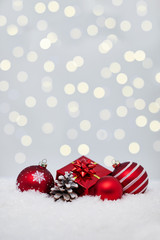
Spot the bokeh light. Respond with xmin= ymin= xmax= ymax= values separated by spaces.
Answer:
xmin=60 ymin=144 xmax=71 ymax=156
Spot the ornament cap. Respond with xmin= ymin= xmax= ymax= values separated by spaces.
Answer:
xmin=39 ymin=159 xmax=47 ymax=168
xmin=112 ymin=159 xmax=120 ymax=168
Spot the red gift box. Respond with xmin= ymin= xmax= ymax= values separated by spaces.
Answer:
xmin=56 ymin=156 xmax=111 ymax=196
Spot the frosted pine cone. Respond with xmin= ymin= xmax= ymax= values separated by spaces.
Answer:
xmin=50 ymin=172 xmax=78 ymax=202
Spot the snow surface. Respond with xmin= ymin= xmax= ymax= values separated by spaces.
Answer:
xmin=0 ymin=179 xmax=160 ymax=240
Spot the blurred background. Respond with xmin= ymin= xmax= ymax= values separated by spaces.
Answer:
xmin=0 ymin=0 xmax=160 ymax=179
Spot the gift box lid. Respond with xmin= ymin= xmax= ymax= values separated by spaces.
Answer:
xmin=56 ymin=156 xmax=112 ymax=190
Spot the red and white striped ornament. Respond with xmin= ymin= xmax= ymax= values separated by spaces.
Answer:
xmin=111 ymin=161 xmax=149 ymax=194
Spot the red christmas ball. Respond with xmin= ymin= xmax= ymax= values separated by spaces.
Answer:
xmin=111 ymin=161 xmax=149 ymax=194
xmin=94 ymin=176 xmax=123 ymax=200
xmin=16 ymin=159 xmax=54 ymax=194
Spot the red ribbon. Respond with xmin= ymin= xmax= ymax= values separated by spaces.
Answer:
xmin=72 ymin=159 xmax=96 ymax=177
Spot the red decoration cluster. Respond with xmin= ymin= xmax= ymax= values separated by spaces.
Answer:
xmin=72 ymin=158 xmax=96 ymax=177
xmin=16 ymin=156 xmax=149 ymax=201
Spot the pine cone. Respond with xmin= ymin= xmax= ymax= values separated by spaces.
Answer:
xmin=50 ymin=172 xmax=78 ymax=202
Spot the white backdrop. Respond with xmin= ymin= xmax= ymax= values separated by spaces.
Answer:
xmin=0 ymin=0 xmax=160 ymax=179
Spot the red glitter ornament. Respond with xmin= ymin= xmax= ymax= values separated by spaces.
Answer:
xmin=16 ymin=159 xmax=54 ymax=194
xmin=94 ymin=176 xmax=123 ymax=200
xmin=111 ymin=160 xmax=149 ymax=194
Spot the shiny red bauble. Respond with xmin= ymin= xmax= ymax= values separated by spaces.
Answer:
xmin=111 ymin=161 xmax=149 ymax=194
xmin=94 ymin=176 xmax=123 ymax=200
xmin=16 ymin=160 xmax=54 ymax=194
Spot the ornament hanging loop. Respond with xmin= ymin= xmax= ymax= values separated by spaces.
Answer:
xmin=112 ymin=159 xmax=120 ymax=168
xmin=39 ymin=159 xmax=47 ymax=168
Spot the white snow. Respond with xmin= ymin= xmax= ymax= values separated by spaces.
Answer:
xmin=0 ymin=178 xmax=160 ymax=240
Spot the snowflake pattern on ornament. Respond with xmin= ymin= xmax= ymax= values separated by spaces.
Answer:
xmin=32 ymin=171 xmax=45 ymax=184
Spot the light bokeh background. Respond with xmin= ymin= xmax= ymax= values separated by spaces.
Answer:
xmin=0 ymin=0 xmax=160 ymax=178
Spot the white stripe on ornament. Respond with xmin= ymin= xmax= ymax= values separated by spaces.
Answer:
xmin=114 ymin=162 xmax=132 ymax=178
xmin=130 ymin=177 xmax=148 ymax=194
xmin=123 ymin=169 xmax=146 ymax=191
xmin=138 ymin=185 xmax=148 ymax=194
xmin=120 ymin=164 xmax=139 ymax=183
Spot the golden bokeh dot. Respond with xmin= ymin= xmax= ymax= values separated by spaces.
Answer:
xmin=104 ymin=155 xmax=114 ymax=167
xmin=153 ymin=141 xmax=160 ymax=152
xmin=12 ymin=46 xmax=24 ymax=58
xmin=68 ymin=101 xmax=79 ymax=113
xmin=134 ymin=50 xmax=146 ymax=61
xmin=142 ymin=58 xmax=153 ymax=69
xmin=17 ymin=15 xmax=28 ymax=26
xmin=25 ymin=96 xmax=36 ymax=108
xmin=136 ymin=1 xmax=147 ymax=16
xmin=109 ymin=62 xmax=121 ymax=73
xmin=124 ymin=51 xmax=135 ymax=62
xmin=136 ymin=115 xmax=147 ymax=127
xmin=155 ymin=98 xmax=160 ymax=106
xmin=40 ymin=38 xmax=51 ymax=49
xmin=96 ymin=129 xmax=108 ymax=140
xmin=64 ymin=83 xmax=75 ymax=95
xmin=73 ymin=56 xmax=84 ymax=67
xmin=116 ymin=73 xmax=128 ymax=84
xmin=0 ymin=15 xmax=7 ymax=26
xmin=78 ymin=144 xmax=90 ymax=155
xmin=67 ymin=129 xmax=78 ymax=140
xmin=99 ymin=109 xmax=111 ymax=120
xmin=41 ymin=77 xmax=52 ymax=92
xmin=37 ymin=20 xmax=48 ymax=31
xmin=7 ymin=24 xmax=18 ymax=36
xmin=120 ymin=20 xmax=131 ymax=32
xmin=77 ymin=82 xmax=89 ymax=94
xmin=114 ymin=128 xmax=125 ymax=140
xmin=112 ymin=0 xmax=123 ymax=6
xmin=148 ymin=102 xmax=160 ymax=113
xmin=48 ymin=1 xmax=60 ymax=13
xmin=0 ymin=59 xmax=11 ymax=71
xmin=47 ymin=32 xmax=58 ymax=43
xmin=46 ymin=96 xmax=57 ymax=107
xmin=122 ymin=86 xmax=133 ymax=97
xmin=149 ymin=120 xmax=160 ymax=132
xmin=16 ymin=115 xmax=28 ymax=127
xmin=101 ymin=67 xmax=112 ymax=79
xmin=107 ymin=34 xmax=118 ymax=44
xmin=60 ymin=144 xmax=71 ymax=156
xmin=87 ymin=25 xmax=98 ymax=36
xmin=34 ymin=2 xmax=46 ymax=14
xmin=21 ymin=135 xmax=32 ymax=147
xmin=26 ymin=51 xmax=38 ymax=62
xmin=4 ymin=123 xmax=15 ymax=135
xmin=66 ymin=61 xmax=77 ymax=72
xmin=44 ymin=60 xmax=55 ymax=72
xmin=155 ymin=73 xmax=160 ymax=83
xmin=98 ymin=40 xmax=113 ymax=54
xmin=116 ymin=106 xmax=128 ymax=117
xmin=93 ymin=5 xmax=104 ymax=16
xmin=0 ymin=81 xmax=9 ymax=92
xmin=9 ymin=111 xmax=19 ymax=122
xmin=80 ymin=120 xmax=91 ymax=131
xmin=42 ymin=122 xmax=54 ymax=134
xmin=64 ymin=6 xmax=76 ymax=18
xmin=93 ymin=87 xmax=105 ymax=99
xmin=17 ymin=71 xmax=28 ymax=82
xmin=133 ymin=77 xmax=144 ymax=89
xmin=12 ymin=0 xmax=23 ymax=11
xmin=129 ymin=142 xmax=140 ymax=154
xmin=105 ymin=17 xmax=116 ymax=29
xmin=70 ymin=28 xmax=82 ymax=39
xmin=141 ymin=20 xmax=152 ymax=31
xmin=15 ymin=152 xmax=26 ymax=164
xmin=134 ymin=98 xmax=146 ymax=110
